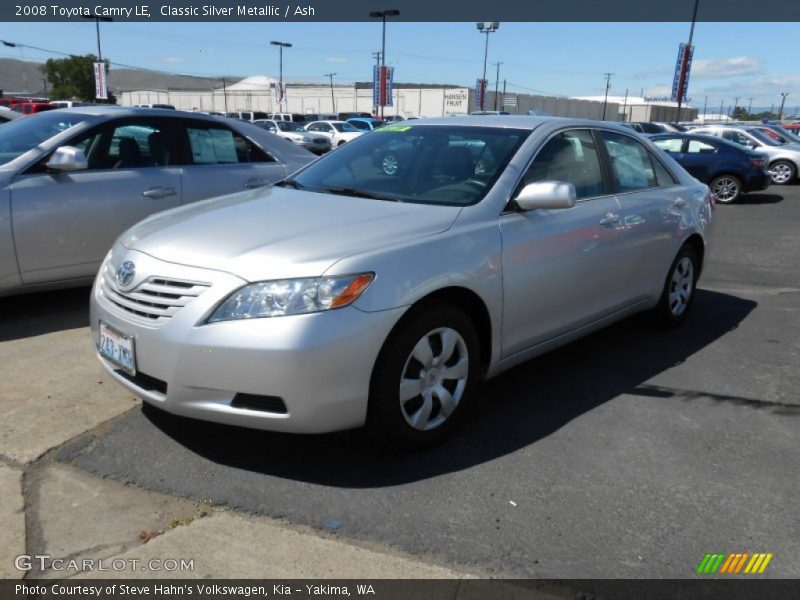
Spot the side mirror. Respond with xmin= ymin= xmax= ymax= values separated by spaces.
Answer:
xmin=46 ymin=146 xmax=88 ymax=172
xmin=515 ymin=181 xmax=576 ymax=210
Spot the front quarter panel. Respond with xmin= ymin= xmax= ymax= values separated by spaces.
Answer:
xmin=0 ymin=181 xmax=21 ymax=291
xmin=328 ymin=207 xmax=504 ymax=367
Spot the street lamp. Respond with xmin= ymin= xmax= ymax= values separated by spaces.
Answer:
xmin=2 ymin=40 xmax=28 ymax=93
xmin=476 ymin=22 xmax=499 ymax=111
xmin=778 ymin=92 xmax=789 ymax=121
xmin=270 ymin=41 xmax=292 ymax=109
xmin=676 ymin=0 xmax=700 ymax=120
xmin=369 ymin=9 xmax=400 ymax=119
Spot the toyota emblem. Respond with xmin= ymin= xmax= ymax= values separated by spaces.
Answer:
xmin=116 ymin=261 xmax=136 ymax=288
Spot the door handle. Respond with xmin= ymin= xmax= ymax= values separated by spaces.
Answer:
xmin=599 ymin=213 xmax=621 ymax=226
xmin=243 ymin=178 xmax=269 ymax=189
xmin=142 ymin=186 xmax=177 ymax=199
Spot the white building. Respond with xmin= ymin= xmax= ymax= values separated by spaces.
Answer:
xmin=120 ymin=75 xmax=617 ymax=120
xmin=573 ymin=95 xmax=697 ymax=122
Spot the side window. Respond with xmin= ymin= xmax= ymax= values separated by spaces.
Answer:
xmin=185 ymin=126 xmax=273 ymax=165
xmin=523 ymin=129 xmax=605 ymax=200
xmin=652 ymin=156 xmax=678 ymax=186
xmin=64 ymin=120 xmax=172 ymax=170
xmin=722 ymin=130 xmax=753 ymax=147
xmin=653 ymin=138 xmax=684 ymax=153
xmin=686 ymin=140 xmax=717 ymax=154
xmin=600 ymin=131 xmax=657 ymax=192
xmin=307 ymin=123 xmax=319 ymax=132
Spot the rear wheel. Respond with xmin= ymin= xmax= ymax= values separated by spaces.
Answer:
xmin=710 ymin=174 xmax=741 ymax=203
xmin=367 ymin=304 xmax=480 ymax=449
xmin=769 ymin=160 xmax=796 ymax=185
xmin=656 ymin=244 xmax=700 ymax=328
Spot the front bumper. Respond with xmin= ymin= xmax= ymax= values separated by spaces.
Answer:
xmin=91 ymin=250 xmax=404 ymax=434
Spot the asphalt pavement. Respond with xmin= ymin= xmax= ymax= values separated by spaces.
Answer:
xmin=16 ymin=185 xmax=800 ymax=578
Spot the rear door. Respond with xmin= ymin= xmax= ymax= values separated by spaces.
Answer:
xmin=10 ymin=117 xmax=182 ymax=284
xmin=599 ymin=130 xmax=687 ymax=300
xmin=175 ymin=119 xmax=287 ymax=203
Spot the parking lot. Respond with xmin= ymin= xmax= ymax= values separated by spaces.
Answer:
xmin=2 ymin=184 xmax=798 ymax=579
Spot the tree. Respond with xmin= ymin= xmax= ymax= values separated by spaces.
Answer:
xmin=43 ymin=54 xmax=110 ymax=102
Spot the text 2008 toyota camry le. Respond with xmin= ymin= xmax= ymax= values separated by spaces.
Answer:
xmin=91 ymin=117 xmax=714 ymax=449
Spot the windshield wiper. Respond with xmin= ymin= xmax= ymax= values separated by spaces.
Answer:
xmin=317 ymin=186 xmax=402 ymax=202
xmin=275 ymin=178 xmax=306 ymax=189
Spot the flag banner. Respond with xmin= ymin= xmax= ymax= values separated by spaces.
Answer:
xmin=671 ymin=43 xmax=694 ymax=103
xmin=475 ymin=78 xmax=488 ymax=110
xmin=373 ymin=66 xmax=394 ymax=107
xmin=274 ymin=82 xmax=287 ymax=106
xmin=93 ymin=62 xmax=107 ymax=100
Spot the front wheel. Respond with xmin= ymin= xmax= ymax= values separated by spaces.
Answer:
xmin=710 ymin=174 xmax=741 ymax=203
xmin=769 ymin=160 xmax=796 ymax=185
xmin=655 ymin=244 xmax=700 ymax=328
xmin=367 ymin=304 xmax=480 ymax=449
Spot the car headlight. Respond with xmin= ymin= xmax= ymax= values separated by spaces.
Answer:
xmin=207 ymin=273 xmax=374 ymax=323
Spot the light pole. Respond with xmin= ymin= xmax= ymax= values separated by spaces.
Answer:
xmin=476 ymin=22 xmax=499 ymax=111
xmin=747 ymin=97 xmax=753 ymax=115
xmin=2 ymin=41 xmax=28 ymax=93
xmin=733 ymin=96 xmax=740 ymax=116
xmin=81 ymin=14 xmax=112 ymax=62
xmin=369 ymin=9 xmax=400 ymax=119
xmin=493 ymin=61 xmax=503 ymax=111
xmin=270 ymin=41 xmax=292 ymax=109
xmin=325 ymin=73 xmax=337 ymax=114
xmin=602 ymin=72 xmax=613 ymax=120
xmin=778 ymin=92 xmax=789 ymax=121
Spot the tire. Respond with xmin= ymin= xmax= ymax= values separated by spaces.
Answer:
xmin=709 ymin=174 xmax=741 ymax=203
xmin=381 ymin=152 xmax=400 ymax=176
xmin=769 ymin=160 xmax=796 ymax=185
xmin=655 ymin=244 xmax=700 ymax=328
xmin=367 ymin=304 xmax=481 ymax=450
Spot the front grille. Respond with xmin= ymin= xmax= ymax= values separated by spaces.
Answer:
xmin=101 ymin=264 xmax=210 ymax=324
xmin=231 ymin=393 xmax=288 ymax=414
xmin=115 ymin=369 xmax=168 ymax=395
xmin=313 ymin=138 xmax=327 ymax=144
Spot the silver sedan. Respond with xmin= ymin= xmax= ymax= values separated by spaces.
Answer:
xmin=91 ymin=117 xmax=715 ymax=449
xmin=0 ymin=107 xmax=314 ymax=296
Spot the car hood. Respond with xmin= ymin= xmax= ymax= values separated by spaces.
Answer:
xmin=119 ymin=187 xmax=462 ymax=282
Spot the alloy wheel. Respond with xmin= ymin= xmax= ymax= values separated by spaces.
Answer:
xmin=381 ymin=153 xmax=400 ymax=175
xmin=711 ymin=177 xmax=739 ymax=203
xmin=770 ymin=162 xmax=793 ymax=184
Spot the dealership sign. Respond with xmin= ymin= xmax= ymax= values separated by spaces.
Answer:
xmin=93 ymin=62 xmax=107 ymax=100
xmin=373 ymin=66 xmax=394 ymax=107
xmin=444 ymin=89 xmax=468 ymax=114
xmin=671 ymin=43 xmax=694 ymax=103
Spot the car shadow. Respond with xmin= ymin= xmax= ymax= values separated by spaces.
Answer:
xmin=0 ymin=286 xmax=90 ymax=342
xmin=141 ymin=288 xmax=757 ymax=487
xmin=737 ymin=192 xmax=783 ymax=205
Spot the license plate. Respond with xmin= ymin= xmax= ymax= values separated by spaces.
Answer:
xmin=98 ymin=321 xmax=136 ymax=375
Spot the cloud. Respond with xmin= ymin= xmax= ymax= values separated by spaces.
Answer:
xmin=642 ymin=85 xmax=672 ymax=97
xmin=699 ymin=73 xmax=800 ymax=102
xmin=162 ymin=56 xmax=188 ymax=64
xmin=634 ymin=56 xmax=764 ymax=81
xmin=691 ymin=56 xmax=764 ymax=79
xmin=323 ymin=56 xmax=348 ymax=63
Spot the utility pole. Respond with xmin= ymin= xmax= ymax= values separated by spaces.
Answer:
xmin=747 ymin=97 xmax=754 ymax=115
xmin=622 ymin=88 xmax=628 ymax=122
xmin=372 ymin=51 xmax=381 ymax=68
xmin=221 ymin=76 xmax=228 ymax=113
xmin=719 ymin=99 xmax=724 ymax=120
xmin=493 ymin=61 xmax=502 ymax=111
xmin=778 ymin=92 xmax=789 ymax=121
xmin=325 ymin=73 xmax=337 ymax=114
xmin=702 ymin=96 xmax=708 ymax=120
xmin=602 ymin=72 xmax=613 ymax=120
xmin=733 ymin=96 xmax=740 ymax=116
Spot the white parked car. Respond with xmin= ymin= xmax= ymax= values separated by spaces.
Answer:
xmin=304 ymin=120 xmax=364 ymax=148
xmin=252 ymin=119 xmax=331 ymax=155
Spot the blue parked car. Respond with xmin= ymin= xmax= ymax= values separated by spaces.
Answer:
xmin=346 ymin=117 xmax=385 ymax=131
xmin=650 ymin=133 xmax=771 ymax=203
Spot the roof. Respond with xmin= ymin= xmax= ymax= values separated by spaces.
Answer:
xmin=45 ymin=105 xmax=222 ymax=121
xmin=393 ymin=115 xmax=623 ymax=130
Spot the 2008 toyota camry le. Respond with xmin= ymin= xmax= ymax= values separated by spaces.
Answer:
xmin=91 ymin=116 xmax=715 ymax=449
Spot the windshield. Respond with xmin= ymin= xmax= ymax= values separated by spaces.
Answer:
xmin=277 ymin=121 xmax=305 ymax=132
xmin=0 ymin=111 xmax=89 ymax=166
xmin=748 ymin=129 xmax=782 ymax=146
xmin=334 ymin=122 xmax=359 ymax=132
xmin=286 ymin=125 xmax=529 ymax=206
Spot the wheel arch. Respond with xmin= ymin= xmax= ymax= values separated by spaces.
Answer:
xmin=682 ymin=233 xmax=706 ymax=275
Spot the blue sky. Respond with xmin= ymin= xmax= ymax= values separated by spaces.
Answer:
xmin=2 ymin=21 xmax=797 ymax=111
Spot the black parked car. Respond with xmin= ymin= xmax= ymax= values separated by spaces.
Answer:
xmin=650 ymin=133 xmax=771 ymax=203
